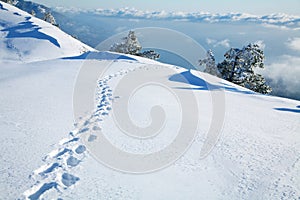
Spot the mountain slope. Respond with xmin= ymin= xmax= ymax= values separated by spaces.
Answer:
xmin=0 ymin=2 xmax=299 ymax=200
xmin=0 ymin=2 xmax=93 ymax=63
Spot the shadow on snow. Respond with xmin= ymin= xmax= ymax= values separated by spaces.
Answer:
xmin=0 ymin=3 xmax=8 ymax=11
xmin=1 ymin=16 xmax=60 ymax=48
xmin=62 ymin=51 xmax=137 ymax=61
xmin=274 ymin=106 xmax=300 ymax=114
xmin=169 ymin=70 xmax=255 ymax=95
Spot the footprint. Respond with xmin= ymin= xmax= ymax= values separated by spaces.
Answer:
xmin=92 ymin=126 xmax=101 ymax=131
xmin=88 ymin=134 xmax=97 ymax=142
xmin=67 ymin=156 xmax=80 ymax=167
xmin=39 ymin=163 xmax=60 ymax=176
xmin=63 ymin=138 xmax=79 ymax=145
xmin=79 ymin=127 xmax=89 ymax=134
xmin=75 ymin=145 xmax=86 ymax=154
xmin=28 ymin=182 xmax=58 ymax=200
xmin=61 ymin=173 xmax=79 ymax=187
xmin=54 ymin=148 xmax=71 ymax=158
xmin=83 ymin=120 xmax=90 ymax=126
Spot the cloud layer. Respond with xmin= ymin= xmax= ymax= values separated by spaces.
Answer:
xmin=286 ymin=37 xmax=300 ymax=51
xmin=262 ymin=55 xmax=300 ymax=100
xmin=55 ymin=7 xmax=300 ymax=28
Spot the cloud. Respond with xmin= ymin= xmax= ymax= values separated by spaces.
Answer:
xmin=69 ymin=8 xmax=300 ymax=28
xmin=55 ymin=7 xmax=300 ymax=29
xmin=261 ymin=23 xmax=290 ymax=30
xmin=286 ymin=37 xmax=300 ymax=51
xmin=54 ymin=6 xmax=300 ymax=28
xmin=206 ymin=38 xmax=216 ymax=45
xmin=206 ymin=38 xmax=230 ymax=48
xmin=260 ymin=55 xmax=300 ymax=100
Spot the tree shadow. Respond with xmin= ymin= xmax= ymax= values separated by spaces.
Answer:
xmin=1 ymin=16 xmax=60 ymax=48
xmin=0 ymin=3 xmax=8 ymax=11
xmin=274 ymin=106 xmax=300 ymax=114
xmin=169 ymin=70 xmax=255 ymax=94
xmin=62 ymin=51 xmax=137 ymax=61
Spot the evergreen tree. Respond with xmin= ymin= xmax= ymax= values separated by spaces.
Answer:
xmin=246 ymin=74 xmax=272 ymax=94
xmin=217 ymin=43 xmax=271 ymax=94
xmin=110 ymin=31 xmax=142 ymax=55
xmin=110 ymin=31 xmax=160 ymax=60
xmin=199 ymin=49 xmax=221 ymax=77
xmin=137 ymin=50 xmax=160 ymax=60
xmin=43 ymin=12 xmax=58 ymax=26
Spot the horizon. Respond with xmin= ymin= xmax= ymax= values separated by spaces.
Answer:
xmin=31 ymin=0 xmax=300 ymax=16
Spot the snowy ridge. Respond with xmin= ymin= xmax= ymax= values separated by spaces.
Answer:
xmin=56 ymin=7 xmax=300 ymax=28
xmin=0 ymin=2 xmax=93 ymax=63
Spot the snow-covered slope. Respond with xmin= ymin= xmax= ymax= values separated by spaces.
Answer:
xmin=0 ymin=2 xmax=93 ymax=63
xmin=0 ymin=2 xmax=300 ymax=200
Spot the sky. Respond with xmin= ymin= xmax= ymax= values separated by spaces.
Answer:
xmin=32 ymin=0 xmax=300 ymax=15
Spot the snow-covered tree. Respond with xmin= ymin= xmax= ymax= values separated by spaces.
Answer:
xmin=217 ymin=43 xmax=271 ymax=94
xmin=137 ymin=50 xmax=160 ymax=60
xmin=246 ymin=74 xmax=272 ymax=94
xmin=110 ymin=31 xmax=160 ymax=60
xmin=199 ymin=49 xmax=221 ymax=77
xmin=43 ymin=12 xmax=58 ymax=26
xmin=31 ymin=9 xmax=36 ymax=16
xmin=110 ymin=31 xmax=142 ymax=55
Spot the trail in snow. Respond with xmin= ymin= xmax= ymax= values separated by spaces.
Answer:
xmin=21 ymin=63 xmax=300 ymax=199
xmin=22 ymin=69 xmax=122 ymax=199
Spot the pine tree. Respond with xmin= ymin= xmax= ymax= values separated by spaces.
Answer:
xmin=137 ymin=50 xmax=160 ymax=60
xmin=199 ymin=50 xmax=221 ymax=77
xmin=246 ymin=74 xmax=272 ymax=94
xmin=217 ymin=43 xmax=271 ymax=94
xmin=110 ymin=31 xmax=160 ymax=60
xmin=43 ymin=12 xmax=58 ymax=26
xmin=110 ymin=31 xmax=142 ymax=55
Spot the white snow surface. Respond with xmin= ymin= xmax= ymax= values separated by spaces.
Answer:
xmin=0 ymin=2 xmax=300 ymax=200
xmin=0 ymin=2 xmax=93 ymax=63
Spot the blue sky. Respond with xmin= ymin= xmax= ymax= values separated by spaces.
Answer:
xmin=32 ymin=0 xmax=300 ymax=15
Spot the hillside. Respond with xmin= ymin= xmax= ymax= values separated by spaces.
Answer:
xmin=0 ymin=2 xmax=93 ymax=63
xmin=0 ymin=2 xmax=299 ymax=200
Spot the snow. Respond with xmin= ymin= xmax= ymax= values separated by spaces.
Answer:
xmin=0 ymin=2 xmax=93 ymax=63
xmin=0 ymin=2 xmax=300 ymax=200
